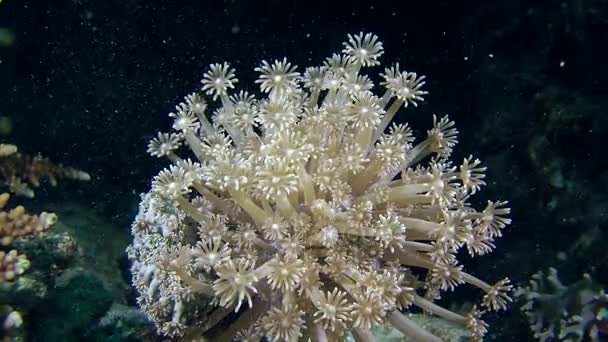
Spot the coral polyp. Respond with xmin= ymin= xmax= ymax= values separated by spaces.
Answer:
xmin=128 ymin=32 xmax=512 ymax=341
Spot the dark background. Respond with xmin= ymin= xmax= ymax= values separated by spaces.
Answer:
xmin=1 ymin=0 xmax=606 ymax=218
xmin=1 ymin=0 xmax=607 ymax=340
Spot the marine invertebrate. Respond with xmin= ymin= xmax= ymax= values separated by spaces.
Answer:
xmin=0 ymin=192 xmax=56 ymax=282
xmin=0 ymin=191 xmax=57 ymax=337
xmin=0 ymin=143 xmax=90 ymax=337
xmin=128 ymin=32 xmax=512 ymax=341
xmin=0 ymin=143 xmax=90 ymax=198
xmin=515 ymin=268 xmax=608 ymax=341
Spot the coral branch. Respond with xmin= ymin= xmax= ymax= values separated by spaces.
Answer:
xmin=0 ymin=144 xmax=90 ymax=198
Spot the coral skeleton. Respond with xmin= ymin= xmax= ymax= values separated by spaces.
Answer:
xmin=128 ymin=32 xmax=513 ymax=341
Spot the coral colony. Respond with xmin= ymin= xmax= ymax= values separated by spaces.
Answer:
xmin=0 ymin=142 xmax=88 ymax=283
xmin=0 ymin=143 xmax=89 ymax=336
xmin=128 ymin=32 xmax=513 ymax=341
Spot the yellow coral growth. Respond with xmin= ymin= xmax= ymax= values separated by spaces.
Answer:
xmin=0 ymin=144 xmax=17 ymax=157
xmin=0 ymin=193 xmax=56 ymax=246
xmin=0 ymin=192 xmax=56 ymax=282
xmin=0 ymin=249 xmax=29 ymax=282
xmin=0 ymin=143 xmax=90 ymax=198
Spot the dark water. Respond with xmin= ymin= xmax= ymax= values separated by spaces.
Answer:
xmin=0 ymin=0 xmax=606 ymax=341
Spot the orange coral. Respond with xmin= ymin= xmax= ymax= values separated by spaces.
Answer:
xmin=0 ymin=143 xmax=90 ymax=198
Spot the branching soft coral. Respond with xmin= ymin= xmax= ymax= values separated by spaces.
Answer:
xmin=127 ymin=32 xmax=513 ymax=341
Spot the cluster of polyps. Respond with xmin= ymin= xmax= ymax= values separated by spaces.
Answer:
xmin=128 ymin=32 xmax=512 ymax=341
